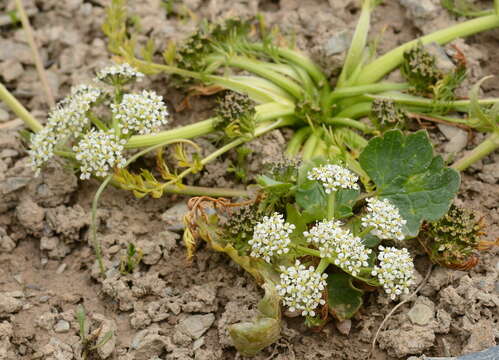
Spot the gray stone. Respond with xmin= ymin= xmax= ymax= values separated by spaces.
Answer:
xmin=161 ymin=202 xmax=189 ymax=231
xmin=0 ymin=293 xmax=23 ymax=315
xmin=335 ymin=319 xmax=351 ymax=335
xmin=408 ymin=302 xmax=434 ymax=326
xmin=323 ymin=30 xmax=352 ymax=56
xmin=0 ymin=227 xmax=15 ymax=252
xmin=0 ymin=40 xmax=33 ymax=64
xmin=459 ymin=346 xmax=499 ymax=359
xmin=176 ymin=314 xmax=215 ymax=340
xmin=1 ymin=177 xmax=31 ymax=194
xmin=0 ymin=59 xmax=24 ymax=82
xmin=96 ymin=319 xmax=117 ymax=359
xmin=53 ymin=320 xmax=70 ymax=333
xmin=437 ymin=124 xmax=468 ymax=154
xmin=400 ymin=0 xmax=438 ymax=20
xmin=478 ymin=163 xmax=499 ymax=184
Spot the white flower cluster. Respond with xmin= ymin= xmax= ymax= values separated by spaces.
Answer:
xmin=73 ymin=129 xmax=126 ymax=179
xmin=304 ymin=220 xmax=371 ymax=276
xmin=276 ymin=260 xmax=327 ymax=317
xmin=361 ymin=197 xmax=406 ymax=241
xmin=29 ymin=85 xmax=102 ymax=174
xmin=248 ymin=212 xmax=295 ymax=263
xmin=111 ymin=90 xmax=169 ymax=135
xmin=372 ymin=246 xmax=414 ymax=300
xmin=307 ymin=164 xmax=359 ymax=194
xmin=96 ymin=63 xmax=144 ymax=85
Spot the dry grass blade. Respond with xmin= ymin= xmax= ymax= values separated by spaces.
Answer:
xmin=15 ymin=0 xmax=56 ymax=108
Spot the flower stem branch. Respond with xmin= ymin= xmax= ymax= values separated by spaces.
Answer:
xmin=15 ymin=0 xmax=56 ymax=108
xmin=0 ymin=82 xmax=42 ymax=132
xmin=452 ymin=131 xmax=499 ymax=171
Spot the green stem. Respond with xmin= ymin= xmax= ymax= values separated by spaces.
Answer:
xmin=226 ymin=56 xmax=304 ymax=99
xmin=335 ymin=102 xmax=372 ymax=119
xmin=337 ymin=0 xmax=373 ymax=87
xmin=452 ymin=131 xmax=499 ymax=171
xmin=327 ymin=193 xmax=336 ymax=220
xmin=301 ymin=133 xmax=319 ymax=160
xmin=357 ymin=226 xmax=374 ymax=238
xmin=322 ymin=117 xmax=370 ymax=132
xmin=285 ymin=127 xmax=312 ymax=157
xmin=91 ymin=175 xmax=113 ymax=276
xmin=161 ymin=184 xmax=251 ymax=198
xmin=316 ymin=258 xmax=330 ymax=274
xmin=0 ymin=82 xmax=42 ymax=132
xmin=88 ymin=112 xmax=108 ymax=131
xmin=126 ymin=102 xmax=294 ymax=149
xmin=248 ymin=43 xmax=328 ymax=87
xmin=357 ymin=14 xmax=499 ymax=85
xmin=296 ymin=245 xmax=321 ymax=257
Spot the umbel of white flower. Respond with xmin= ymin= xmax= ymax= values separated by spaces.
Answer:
xmin=307 ymin=164 xmax=359 ymax=194
xmin=361 ymin=197 xmax=406 ymax=241
xmin=73 ymin=129 xmax=126 ymax=180
xmin=276 ymin=260 xmax=327 ymax=317
xmin=96 ymin=63 xmax=144 ymax=85
xmin=372 ymin=246 xmax=414 ymax=300
xmin=111 ymin=90 xmax=169 ymax=135
xmin=29 ymin=84 xmax=102 ymax=174
xmin=303 ymin=220 xmax=371 ymax=276
xmin=248 ymin=212 xmax=295 ymax=263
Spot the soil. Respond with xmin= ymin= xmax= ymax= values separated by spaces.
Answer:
xmin=0 ymin=0 xmax=498 ymax=359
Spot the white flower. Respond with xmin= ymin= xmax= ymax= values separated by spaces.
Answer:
xmin=361 ymin=198 xmax=406 ymax=241
xmin=111 ymin=90 xmax=169 ymax=135
xmin=307 ymin=164 xmax=359 ymax=194
xmin=248 ymin=212 xmax=295 ymax=263
xmin=276 ymin=260 xmax=327 ymax=317
xmin=303 ymin=220 xmax=371 ymax=276
xmin=371 ymin=246 xmax=414 ymax=300
xmin=73 ymin=129 xmax=126 ymax=180
xmin=96 ymin=63 xmax=144 ymax=85
xmin=29 ymin=84 xmax=101 ymax=174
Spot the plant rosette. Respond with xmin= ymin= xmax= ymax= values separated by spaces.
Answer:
xmin=184 ymin=129 xmax=460 ymax=355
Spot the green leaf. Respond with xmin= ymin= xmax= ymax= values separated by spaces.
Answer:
xmin=257 ymin=175 xmax=293 ymax=194
xmin=334 ymin=188 xmax=360 ymax=219
xmin=327 ymin=273 xmax=364 ymax=321
xmin=359 ymin=130 xmax=460 ymax=237
xmin=229 ymin=283 xmax=281 ymax=357
xmin=295 ymin=181 xmax=328 ymax=222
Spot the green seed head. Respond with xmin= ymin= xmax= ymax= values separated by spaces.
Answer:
xmin=215 ymin=91 xmax=256 ymax=139
xmin=371 ymin=99 xmax=408 ymax=129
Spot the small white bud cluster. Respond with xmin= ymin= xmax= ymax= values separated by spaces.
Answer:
xmin=372 ymin=246 xmax=414 ymax=300
xmin=361 ymin=197 xmax=406 ymax=241
xmin=304 ymin=220 xmax=371 ymax=276
xmin=307 ymin=164 xmax=359 ymax=194
xmin=29 ymin=84 xmax=102 ymax=174
xmin=96 ymin=63 xmax=144 ymax=85
xmin=248 ymin=212 xmax=295 ymax=263
xmin=276 ymin=260 xmax=327 ymax=317
xmin=111 ymin=90 xmax=169 ymax=135
xmin=73 ymin=129 xmax=126 ymax=179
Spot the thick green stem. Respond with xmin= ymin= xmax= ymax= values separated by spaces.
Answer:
xmin=226 ymin=56 xmax=304 ymax=99
xmin=335 ymin=102 xmax=372 ymax=119
xmin=285 ymin=127 xmax=312 ymax=157
xmin=452 ymin=131 xmax=499 ymax=171
xmin=302 ymin=133 xmax=319 ymax=160
xmin=248 ymin=43 xmax=328 ymax=87
xmin=0 ymin=83 xmax=42 ymax=132
xmin=337 ymin=0 xmax=373 ymax=87
xmin=357 ymin=14 xmax=499 ymax=85
xmin=327 ymin=193 xmax=336 ymax=220
xmin=322 ymin=117 xmax=370 ymax=132
xmin=126 ymin=102 xmax=294 ymax=149
xmin=161 ymin=184 xmax=251 ymax=198
xmin=357 ymin=226 xmax=374 ymax=238
xmin=296 ymin=245 xmax=321 ymax=257
xmin=316 ymin=258 xmax=330 ymax=274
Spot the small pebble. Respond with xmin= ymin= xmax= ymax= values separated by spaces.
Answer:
xmin=39 ymin=295 xmax=51 ymax=303
xmin=56 ymin=263 xmax=67 ymax=274
xmin=54 ymin=319 xmax=70 ymax=333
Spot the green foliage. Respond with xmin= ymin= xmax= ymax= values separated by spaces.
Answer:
xmin=421 ymin=204 xmax=484 ymax=266
xmin=77 ymin=305 xmax=114 ymax=360
xmin=227 ymin=146 xmax=253 ymax=183
xmin=359 ymin=130 xmax=460 ymax=237
xmin=441 ymin=0 xmax=494 ymax=17
xmin=120 ymin=243 xmax=143 ymax=274
xmin=327 ymin=273 xmax=364 ymax=321
xmin=102 ymin=0 xmax=128 ymax=54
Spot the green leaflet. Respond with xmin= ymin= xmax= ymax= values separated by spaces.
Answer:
xmin=359 ymin=130 xmax=460 ymax=237
xmin=229 ymin=283 xmax=281 ymax=357
xmin=327 ymin=273 xmax=364 ymax=321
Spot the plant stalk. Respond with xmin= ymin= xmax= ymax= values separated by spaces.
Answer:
xmin=452 ymin=131 xmax=499 ymax=171
xmin=0 ymin=82 xmax=42 ymax=132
